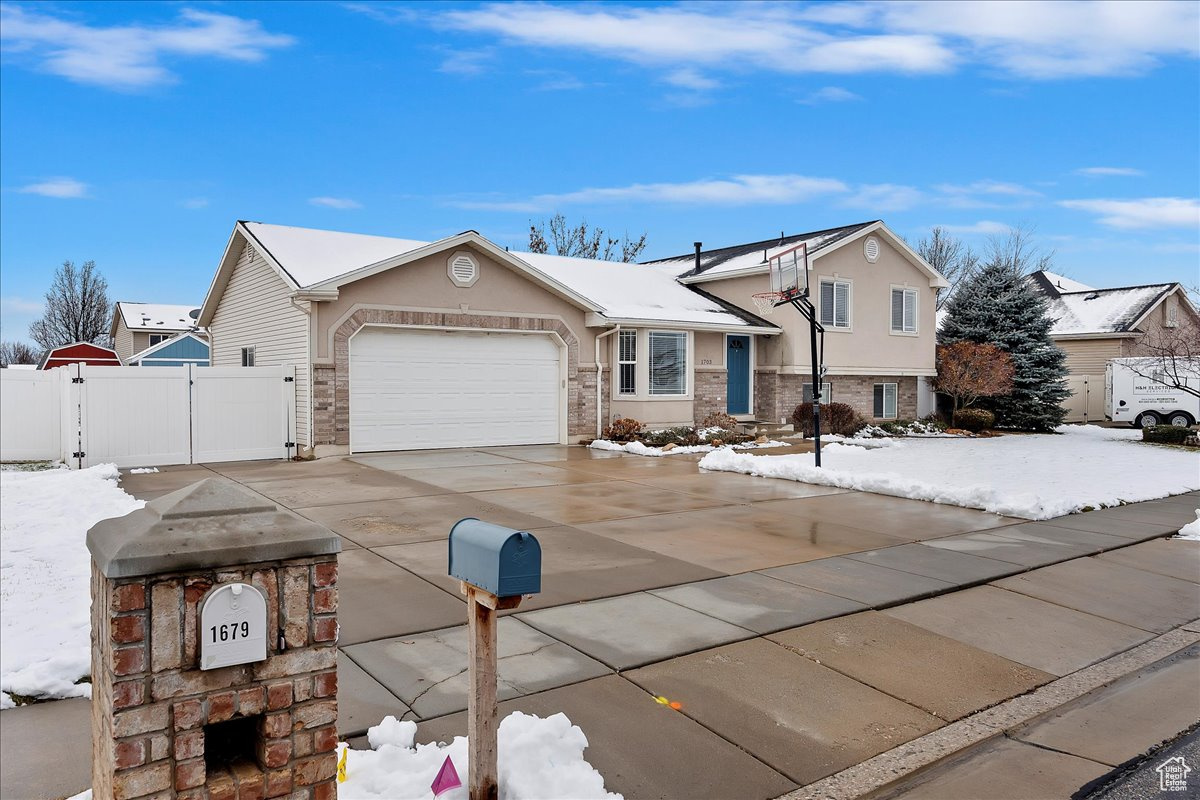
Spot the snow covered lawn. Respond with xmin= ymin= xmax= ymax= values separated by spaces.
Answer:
xmin=0 ymin=464 xmax=142 ymax=707
xmin=589 ymin=439 xmax=786 ymax=457
xmin=698 ymin=425 xmax=1199 ymax=520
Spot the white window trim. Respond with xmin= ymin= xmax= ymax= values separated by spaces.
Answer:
xmin=889 ymin=285 xmax=920 ymax=337
xmin=617 ymin=329 xmax=637 ymax=396
xmin=241 ymin=346 xmax=255 ymax=367
xmin=874 ymin=382 xmax=898 ymax=420
xmin=648 ymin=330 xmax=689 ymax=397
xmin=818 ymin=275 xmax=853 ymax=332
xmin=724 ymin=333 xmax=755 ymax=414
xmin=148 ymin=333 xmax=172 ymax=347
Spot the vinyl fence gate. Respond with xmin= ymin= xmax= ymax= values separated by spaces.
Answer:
xmin=0 ymin=364 xmax=296 ymax=469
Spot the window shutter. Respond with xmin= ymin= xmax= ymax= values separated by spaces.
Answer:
xmin=834 ymin=283 xmax=849 ymax=327
xmin=891 ymin=289 xmax=905 ymax=331
xmin=903 ymin=290 xmax=916 ymax=332
xmin=820 ymin=282 xmax=835 ymax=326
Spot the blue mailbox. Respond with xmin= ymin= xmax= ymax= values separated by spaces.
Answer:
xmin=449 ymin=518 xmax=541 ymax=598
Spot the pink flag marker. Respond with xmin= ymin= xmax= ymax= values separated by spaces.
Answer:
xmin=431 ymin=755 xmax=463 ymax=797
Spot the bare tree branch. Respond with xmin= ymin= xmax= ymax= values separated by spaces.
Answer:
xmin=1124 ymin=325 xmax=1200 ymax=400
xmin=28 ymin=260 xmax=112 ymax=350
xmin=528 ymin=214 xmax=647 ymax=262
xmin=0 ymin=340 xmax=40 ymax=366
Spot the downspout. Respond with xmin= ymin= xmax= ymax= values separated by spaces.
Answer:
xmin=594 ymin=325 xmax=621 ymax=438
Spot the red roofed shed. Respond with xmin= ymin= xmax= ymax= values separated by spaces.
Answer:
xmin=39 ymin=342 xmax=123 ymax=369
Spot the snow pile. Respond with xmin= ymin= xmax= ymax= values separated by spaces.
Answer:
xmin=856 ymin=420 xmax=957 ymax=438
xmin=1 ymin=464 xmax=143 ymax=707
xmin=337 ymin=712 xmax=621 ymax=799
xmin=1176 ymin=512 xmax=1200 ymax=541
xmin=590 ymin=439 xmax=785 ymax=457
xmin=129 ymin=467 xmax=159 ymax=474
xmin=698 ymin=425 xmax=1199 ymax=520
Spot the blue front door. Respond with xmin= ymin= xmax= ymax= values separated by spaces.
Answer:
xmin=726 ymin=335 xmax=750 ymax=415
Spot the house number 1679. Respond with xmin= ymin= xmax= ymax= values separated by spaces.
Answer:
xmin=210 ymin=621 xmax=250 ymax=643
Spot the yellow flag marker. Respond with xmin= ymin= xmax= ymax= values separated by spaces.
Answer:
xmin=337 ymin=746 xmax=348 ymax=783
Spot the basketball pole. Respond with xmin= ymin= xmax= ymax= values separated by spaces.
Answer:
xmin=783 ymin=293 xmax=824 ymax=468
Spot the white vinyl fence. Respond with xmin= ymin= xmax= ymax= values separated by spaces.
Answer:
xmin=1 ymin=364 xmax=296 ymax=468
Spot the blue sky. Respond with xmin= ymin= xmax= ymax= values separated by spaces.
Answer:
xmin=2 ymin=1 xmax=1198 ymax=343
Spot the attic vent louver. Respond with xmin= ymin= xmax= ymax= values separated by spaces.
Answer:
xmin=447 ymin=251 xmax=480 ymax=287
xmin=864 ymin=237 xmax=880 ymax=263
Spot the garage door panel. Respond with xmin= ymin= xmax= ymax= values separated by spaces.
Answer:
xmin=350 ymin=329 xmax=561 ymax=452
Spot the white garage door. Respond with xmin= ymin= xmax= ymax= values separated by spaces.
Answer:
xmin=350 ymin=328 xmax=562 ymax=452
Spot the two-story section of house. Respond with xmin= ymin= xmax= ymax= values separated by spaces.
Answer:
xmin=645 ymin=221 xmax=948 ymax=424
xmin=110 ymin=302 xmax=205 ymax=363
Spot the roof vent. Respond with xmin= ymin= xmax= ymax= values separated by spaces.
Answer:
xmin=1084 ymin=292 xmax=1100 ymax=301
xmin=864 ymin=236 xmax=880 ymax=263
xmin=447 ymin=251 xmax=480 ymax=287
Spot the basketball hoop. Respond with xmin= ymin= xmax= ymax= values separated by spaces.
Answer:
xmin=751 ymin=292 xmax=785 ymax=316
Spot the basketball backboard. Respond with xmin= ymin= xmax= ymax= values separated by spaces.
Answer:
xmin=769 ymin=242 xmax=808 ymax=298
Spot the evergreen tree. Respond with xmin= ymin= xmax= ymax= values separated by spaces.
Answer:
xmin=939 ymin=258 xmax=1069 ymax=431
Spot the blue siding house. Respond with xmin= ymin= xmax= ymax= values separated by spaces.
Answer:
xmin=128 ymin=332 xmax=210 ymax=367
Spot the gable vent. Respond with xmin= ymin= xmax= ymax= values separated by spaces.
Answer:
xmin=447 ymin=251 xmax=480 ymax=287
xmin=864 ymin=237 xmax=880 ymax=263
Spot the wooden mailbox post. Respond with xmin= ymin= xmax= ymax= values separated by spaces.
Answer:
xmin=448 ymin=518 xmax=542 ymax=800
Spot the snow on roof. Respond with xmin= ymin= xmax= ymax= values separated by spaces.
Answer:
xmin=117 ymin=302 xmax=200 ymax=331
xmin=1046 ymin=284 xmax=1174 ymax=336
xmin=242 ymin=222 xmax=429 ymax=288
xmin=237 ymin=222 xmax=772 ymax=328
xmin=1039 ymin=270 xmax=1093 ymax=294
xmin=644 ymin=222 xmax=877 ymax=280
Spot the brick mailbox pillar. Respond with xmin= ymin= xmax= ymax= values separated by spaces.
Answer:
xmin=86 ymin=478 xmax=341 ymax=800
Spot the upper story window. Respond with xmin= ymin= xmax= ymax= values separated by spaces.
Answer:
xmin=241 ymin=346 xmax=255 ymax=367
xmin=617 ymin=330 xmax=637 ymax=395
xmin=649 ymin=331 xmax=687 ymax=395
xmin=148 ymin=333 xmax=171 ymax=347
xmin=819 ymin=279 xmax=851 ymax=329
xmin=1166 ymin=301 xmax=1179 ymax=328
xmin=891 ymin=287 xmax=918 ymax=334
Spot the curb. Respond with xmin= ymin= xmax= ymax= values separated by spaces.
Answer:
xmin=776 ymin=622 xmax=1200 ymax=800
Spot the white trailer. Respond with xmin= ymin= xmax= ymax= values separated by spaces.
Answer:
xmin=1105 ymin=358 xmax=1200 ymax=427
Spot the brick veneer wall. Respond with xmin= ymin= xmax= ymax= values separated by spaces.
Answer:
xmin=315 ymin=309 xmax=586 ymax=446
xmin=91 ymin=556 xmax=339 ymax=800
xmin=693 ymin=370 xmax=727 ymax=424
xmin=755 ymin=373 xmax=919 ymax=423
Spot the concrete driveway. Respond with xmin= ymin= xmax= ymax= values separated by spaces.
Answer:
xmin=57 ymin=447 xmax=1200 ymax=799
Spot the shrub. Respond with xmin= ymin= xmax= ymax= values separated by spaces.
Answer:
xmin=792 ymin=402 xmax=867 ymax=437
xmin=641 ymin=426 xmax=701 ymax=447
xmin=953 ymin=408 xmax=995 ymax=432
xmin=700 ymin=411 xmax=741 ymax=430
xmin=1143 ymin=426 xmax=1194 ymax=445
xmin=704 ymin=428 xmax=754 ymax=445
xmin=602 ymin=417 xmax=643 ymax=442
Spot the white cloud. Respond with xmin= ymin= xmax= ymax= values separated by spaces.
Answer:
xmin=1075 ymin=166 xmax=1145 ymax=177
xmin=438 ymin=48 xmax=494 ymax=75
xmin=663 ymin=68 xmax=719 ymax=91
xmin=17 ymin=177 xmax=88 ymax=198
xmin=941 ymin=220 xmax=1012 ymax=234
xmin=799 ymin=86 xmax=863 ymax=104
xmin=936 ymin=180 xmax=1040 ymax=197
xmin=0 ymin=5 xmax=295 ymax=89
xmin=840 ymin=183 xmax=924 ymax=211
xmin=0 ymin=297 xmax=44 ymax=315
xmin=309 ymin=197 xmax=362 ymax=210
xmin=182 ymin=197 xmax=209 ymax=209
xmin=1059 ymin=197 xmax=1200 ymax=229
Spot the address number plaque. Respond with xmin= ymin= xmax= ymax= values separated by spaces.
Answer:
xmin=199 ymin=583 xmax=268 ymax=670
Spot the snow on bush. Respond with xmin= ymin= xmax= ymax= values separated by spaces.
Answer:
xmin=698 ymin=425 xmax=1199 ymax=520
xmin=1 ymin=464 xmax=142 ymax=707
xmin=337 ymin=712 xmax=621 ymax=799
xmin=1176 ymin=512 xmax=1200 ymax=541
xmin=590 ymin=439 xmax=785 ymax=457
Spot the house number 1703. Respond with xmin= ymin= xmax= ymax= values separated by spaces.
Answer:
xmin=210 ymin=621 xmax=251 ymax=643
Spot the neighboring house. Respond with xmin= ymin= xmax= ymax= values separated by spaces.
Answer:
xmin=110 ymin=302 xmax=205 ymax=363
xmin=198 ymin=220 xmax=945 ymax=456
xmin=1029 ymin=270 xmax=1199 ymax=423
xmin=127 ymin=332 xmax=210 ymax=367
xmin=645 ymin=221 xmax=949 ymax=424
xmin=39 ymin=342 xmax=122 ymax=369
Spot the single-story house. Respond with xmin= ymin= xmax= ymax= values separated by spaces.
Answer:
xmin=199 ymin=220 xmax=946 ymax=456
xmin=110 ymin=302 xmax=205 ymax=363
xmin=39 ymin=342 xmax=122 ymax=369
xmin=127 ymin=332 xmax=211 ymax=367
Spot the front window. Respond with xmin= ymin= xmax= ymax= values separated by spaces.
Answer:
xmin=819 ymin=279 xmax=851 ymax=329
xmin=148 ymin=333 xmax=171 ymax=347
xmin=649 ymin=331 xmax=686 ymax=395
xmin=617 ymin=330 xmax=636 ymax=395
xmin=873 ymin=383 xmax=898 ymax=419
xmin=802 ymin=382 xmax=832 ymax=404
xmin=891 ymin=288 xmax=918 ymax=333
xmin=241 ymin=346 xmax=255 ymax=367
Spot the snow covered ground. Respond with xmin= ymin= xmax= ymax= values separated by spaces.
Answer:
xmin=337 ymin=712 xmax=620 ymax=800
xmin=698 ymin=425 xmax=1199 ymax=520
xmin=590 ymin=439 xmax=786 ymax=457
xmin=1177 ymin=512 xmax=1200 ymax=541
xmin=0 ymin=464 xmax=142 ymax=707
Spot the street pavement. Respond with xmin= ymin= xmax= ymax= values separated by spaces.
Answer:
xmin=2 ymin=445 xmax=1197 ymax=800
